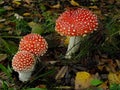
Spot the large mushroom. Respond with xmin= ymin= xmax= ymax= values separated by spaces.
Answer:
xmin=55 ymin=8 xmax=98 ymax=59
xmin=12 ymin=51 xmax=35 ymax=82
xmin=19 ymin=33 xmax=48 ymax=57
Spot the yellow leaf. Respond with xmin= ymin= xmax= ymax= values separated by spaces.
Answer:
xmin=108 ymin=72 xmax=120 ymax=84
xmin=69 ymin=0 xmax=80 ymax=6
xmin=97 ymin=65 xmax=104 ymax=71
xmin=75 ymin=71 xmax=93 ymax=89
xmin=23 ymin=13 xmax=31 ymax=16
xmin=64 ymin=36 xmax=70 ymax=45
xmin=13 ymin=0 xmax=21 ymax=6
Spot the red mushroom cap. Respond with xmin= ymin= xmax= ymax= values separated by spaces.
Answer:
xmin=12 ymin=51 xmax=35 ymax=72
xmin=19 ymin=33 xmax=48 ymax=56
xmin=55 ymin=8 xmax=98 ymax=36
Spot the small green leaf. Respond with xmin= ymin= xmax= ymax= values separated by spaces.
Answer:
xmin=7 ymin=41 xmax=18 ymax=55
xmin=110 ymin=83 xmax=120 ymax=90
xmin=0 ymin=8 xmax=6 ymax=15
xmin=0 ymin=64 xmax=11 ymax=77
xmin=91 ymin=79 xmax=103 ymax=86
xmin=8 ymin=88 xmax=15 ymax=90
xmin=28 ymin=22 xmax=44 ymax=34
xmin=0 ymin=38 xmax=11 ymax=53
xmin=0 ymin=38 xmax=18 ymax=55
xmin=1 ymin=81 xmax=9 ymax=90
xmin=40 ymin=4 xmax=46 ymax=12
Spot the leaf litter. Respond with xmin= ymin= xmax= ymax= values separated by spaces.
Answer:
xmin=0 ymin=0 xmax=120 ymax=89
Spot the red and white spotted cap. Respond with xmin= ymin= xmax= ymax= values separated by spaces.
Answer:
xmin=12 ymin=51 xmax=35 ymax=72
xmin=19 ymin=33 xmax=48 ymax=56
xmin=55 ymin=8 xmax=98 ymax=36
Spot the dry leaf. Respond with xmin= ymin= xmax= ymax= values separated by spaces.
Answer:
xmin=24 ymin=0 xmax=32 ymax=4
xmin=115 ymin=59 xmax=120 ymax=69
xmin=0 ymin=54 xmax=7 ymax=62
xmin=12 ymin=0 xmax=21 ymax=6
xmin=0 ymin=24 xmax=4 ymax=28
xmin=23 ymin=12 xmax=31 ymax=16
xmin=50 ymin=2 xmax=60 ymax=9
xmin=36 ymin=84 xmax=46 ymax=88
xmin=108 ymin=72 xmax=120 ymax=84
xmin=0 ymin=19 xmax=6 ymax=23
xmin=89 ymin=6 xmax=104 ymax=20
xmin=97 ymin=65 xmax=105 ymax=71
xmin=98 ymin=81 xmax=108 ymax=90
xmin=55 ymin=66 xmax=68 ymax=80
xmin=75 ymin=71 xmax=93 ymax=89
xmin=4 ymin=6 xmax=14 ymax=10
xmin=48 ymin=61 xmax=59 ymax=64
xmin=69 ymin=0 xmax=80 ymax=6
xmin=55 ymin=86 xmax=72 ymax=89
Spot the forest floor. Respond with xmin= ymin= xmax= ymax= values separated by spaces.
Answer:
xmin=0 ymin=0 xmax=120 ymax=90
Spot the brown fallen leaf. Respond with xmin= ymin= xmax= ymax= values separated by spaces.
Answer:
xmin=0 ymin=54 xmax=7 ymax=62
xmin=0 ymin=24 xmax=4 ymax=28
xmin=36 ymin=84 xmax=46 ymax=88
xmin=98 ymin=81 xmax=108 ymax=90
xmin=55 ymin=86 xmax=72 ymax=89
xmin=97 ymin=65 xmax=105 ymax=71
xmin=24 ymin=0 xmax=32 ymax=4
xmin=50 ymin=1 xmax=60 ymax=9
xmin=4 ymin=6 xmax=14 ymax=10
xmin=0 ymin=19 xmax=6 ymax=23
xmin=89 ymin=6 xmax=104 ymax=20
xmin=55 ymin=66 xmax=68 ymax=80
xmin=0 ymin=0 xmax=4 ymax=5
xmin=115 ymin=59 xmax=120 ymax=69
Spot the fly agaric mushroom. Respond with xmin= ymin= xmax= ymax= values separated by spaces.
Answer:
xmin=12 ymin=51 xmax=36 ymax=82
xmin=55 ymin=8 xmax=98 ymax=59
xmin=19 ymin=33 xmax=48 ymax=57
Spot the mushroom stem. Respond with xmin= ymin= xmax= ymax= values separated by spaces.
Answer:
xmin=18 ymin=65 xmax=35 ymax=82
xmin=65 ymin=36 xmax=81 ymax=59
xmin=18 ymin=71 xmax=33 ymax=82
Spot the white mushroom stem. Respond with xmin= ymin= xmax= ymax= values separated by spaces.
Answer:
xmin=65 ymin=36 xmax=81 ymax=59
xmin=18 ymin=71 xmax=33 ymax=82
xmin=18 ymin=64 xmax=35 ymax=82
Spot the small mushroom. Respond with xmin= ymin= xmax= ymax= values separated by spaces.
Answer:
xmin=55 ymin=8 xmax=98 ymax=59
xmin=12 ymin=51 xmax=36 ymax=82
xmin=19 ymin=33 xmax=48 ymax=57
